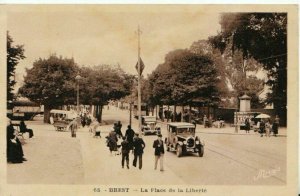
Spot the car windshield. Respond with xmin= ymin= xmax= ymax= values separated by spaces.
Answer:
xmin=177 ymin=127 xmax=195 ymax=134
xmin=143 ymin=117 xmax=156 ymax=122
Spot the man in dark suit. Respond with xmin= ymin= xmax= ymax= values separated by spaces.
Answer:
xmin=20 ymin=120 xmax=34 ymax=138
xmin=125 ymin=125 xmax=135 ymax=150
xmin=121 ymin=136 xmax=130 ymax=169
xmin=153 ymin=134 xmax=165 ymax=171
xmin=132 ymin=133 xmax=145 ymax=169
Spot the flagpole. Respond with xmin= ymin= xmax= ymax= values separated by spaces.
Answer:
xmin=137 ymin=25 xmax=142 ymax=136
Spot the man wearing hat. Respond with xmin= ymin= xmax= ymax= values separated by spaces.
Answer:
xmin=125 ymin=125 xmax=135 ymax=151
xmin=153 ymin=134 xmax=165 ymax=171
xmin=132 ymin=133 xmax=145 ymax=169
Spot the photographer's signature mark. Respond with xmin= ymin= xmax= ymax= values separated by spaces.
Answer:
xmin=253 ymin=167 xmax=280 ymax=181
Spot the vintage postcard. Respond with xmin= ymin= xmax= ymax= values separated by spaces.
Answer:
xmin=0 ymin=3 xmax=298 ymax=196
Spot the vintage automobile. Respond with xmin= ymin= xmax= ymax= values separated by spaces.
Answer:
xmin=141 ymin=116 xmax=161 ymax=135
xmin=165 ymin=122 xmax=204 ymax=157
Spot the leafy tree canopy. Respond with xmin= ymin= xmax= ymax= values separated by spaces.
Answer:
xmin=19 ymin=55 xmax=78 ymax=107
xmin=7 ymin=32 xmax=25 ymax=108
xmin=146 ymin=49 xmax=220 ymax=107
xmin=79 ymin=64 xmax=135 ymax=106
xmin=209 ymin=13 xmax=287 ymax=111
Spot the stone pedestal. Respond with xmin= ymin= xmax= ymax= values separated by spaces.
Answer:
xmin=239 ymin=94 xmax=251 ymax=112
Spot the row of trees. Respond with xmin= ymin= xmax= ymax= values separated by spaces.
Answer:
xmin=7 ymin=32 xmax=134 ymax=123
xmin=8 ymin=13 xmax=287 ymax=124
xmin=144 ymin=49 xmax=220 ymax=118
xmin=18 ymin=55 xmax=134 ymax=123
xmin=138 ymin=13 xmax=286 ymax=123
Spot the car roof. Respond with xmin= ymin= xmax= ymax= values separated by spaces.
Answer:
xmin=50 ymin=109 xmax=70 ymax=114
xmin=167 ymin=122 xmax=195 ymax=128
xmin=142 ymin=116 xmax=156 ymax=120
xmin=142 ymin=116 xmax=156 ymax=118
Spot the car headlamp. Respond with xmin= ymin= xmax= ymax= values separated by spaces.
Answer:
xmin=195 ymin=140 xmax=200 ymax=144
xmin=183 ymin=141 xmax=187 ymax=145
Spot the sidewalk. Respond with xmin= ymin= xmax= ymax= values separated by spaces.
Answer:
xmin=7 ymin=120 xmax=85 ymax=184
xmin=7 ymin=116 xmax=186 ymax=184
xmin=158 ymin=120 xmax=287 ymax=137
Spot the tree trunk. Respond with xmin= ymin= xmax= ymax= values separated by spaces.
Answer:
xmin=181 ymin=106 xmax=184 ymax=122
xmin=98 ymin=105 xmax=103 ymax=123
xmin=89 ymin=104 xmax=93 ymax=114
xmin=95 ymin=105 xmax=99 ymax=121
xmin=173 ymin=105 xmax=177 ymax=122
xmin=167 ymin=105 xmax=170 ymax=122
xmin=43 ymin=104 xmax=52 ymax=123
xmin=92 ymin=105 xmax=96 ymax=118
xmin=188 ymin=105 xmax=192 ymax=123
xmin=161 ymin=105 xmax=164 ymax=121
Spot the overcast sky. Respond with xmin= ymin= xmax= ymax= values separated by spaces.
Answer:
xmin=7 ymin=5 xmax=221 ymax=88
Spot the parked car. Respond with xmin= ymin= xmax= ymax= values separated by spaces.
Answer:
xmin=141 ymin=116 xmax=160 ymax=135
xmin=165 ymin=122 xmax=204 ymax=157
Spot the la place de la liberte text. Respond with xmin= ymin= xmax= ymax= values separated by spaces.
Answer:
xmin=99 ymin=187 xmax=208 ymax=193
xmin=141 ymin=187 xmax=207 ymax=193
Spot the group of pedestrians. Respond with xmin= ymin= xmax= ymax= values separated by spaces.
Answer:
xmin=106 ymin=122 xmax=165 ymax=171
xmin=243 ymin=115 xmax=280 ymax=137
xmin=258 ymin=118 xmax=279 ymax=137
xmin=80 ymin=113 xmax=92 ymax=128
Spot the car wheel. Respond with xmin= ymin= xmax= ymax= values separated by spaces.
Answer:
xmin=176 ymin=145 xmax=182 ymax=157
xmin=198 ymin=145 xmax=204 ymax=157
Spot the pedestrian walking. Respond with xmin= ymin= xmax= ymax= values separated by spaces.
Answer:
xmin=132 ymin=133 xmax=145 ymax=169
xmin=91 ymin=119 xmax=101 ymax=138
xmin=245 ymin=118 xmax=250 ymax=134
xmin=153 ymin=134 xmax=165 ymax=171
xmin=115 ymin=121 xmax=123 ymax=138
xmin=265 ymin=120 xmax=271 ymax=137
xmin=121 ymin=136 xmax=130 ymax=169
xmin=191 ymin=119 xmax=197 ymax=128
xmin=125 ymin=125 xmax=135 ymax=151
xmin=203 ymin=115 xmax=208 ymax=128
xmin=86 ymin=115 xmax=92 ymax=127
xmin=69 ymin=118 xmax=78 ymax=138
xmin=259 ymin=119 xmax=265 ymax=137
xmin=81 ymin=114 xmax=86 ymax=127
xmin=106 ymin=129 xmax=118 ymax=155
xmin=272 ymin=115 xmax=280 ymax=137
xmin=50 ymin=115 xmax=54 ymax=125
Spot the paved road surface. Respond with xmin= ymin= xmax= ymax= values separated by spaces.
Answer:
xmin=7 ymin=106 xmax=286 ymax=185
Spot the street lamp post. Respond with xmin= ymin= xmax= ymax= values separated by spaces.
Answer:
xmin=75 ymin=75 xmax=82 ymax=114
xmin=136 ymin=25 xmax=142 ymax=136
xmin=129 ymin=102 xmax=133 ymax=126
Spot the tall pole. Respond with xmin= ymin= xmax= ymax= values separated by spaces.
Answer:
xmin=77 ymin=82 xmax=80 ymax=113
xmin=129 ymin=103 xmax=132 ymax=126
xmin=137 ymin=25 xmax=142 ymax=136
xmin=75 ymin=75 xmax=81 ymax=114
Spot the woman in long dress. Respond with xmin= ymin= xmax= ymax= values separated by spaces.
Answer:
xmin=106 ymin=129 xmax=118 ymax=155
xmin=7 ymin=129 xmax=26 ymax=163
xmin=265 ymin=120 xmax=272 ymax=137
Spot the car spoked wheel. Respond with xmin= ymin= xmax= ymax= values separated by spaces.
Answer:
xmin=176 ymin=145 xmax=182 ymax=157
xmin=166 ymin=145 xmax=170 ymax=152
xmin=198 ymin=145 xmax=204 ymax=157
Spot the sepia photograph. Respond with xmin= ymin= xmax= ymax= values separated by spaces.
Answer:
xmin=0 ymin=3 xmax=298 ymax=196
